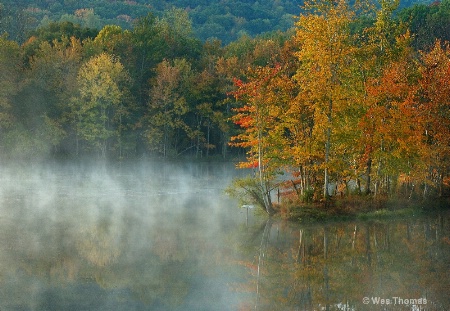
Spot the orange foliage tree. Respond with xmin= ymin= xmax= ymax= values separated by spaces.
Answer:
xmin=417 ymin=41 xmax=450 ymax=197
xmin=362 ymin=55 xmax=421 ymax=196
xmin=229 ymin=0 xmax=450 ymax=206
xmin=230 ymin=64 xmax=295 ymax=214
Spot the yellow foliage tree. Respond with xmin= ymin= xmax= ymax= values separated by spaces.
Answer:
xmin=293 ymin=0 xmax=357 ymax=199
xmin=72 ymin=53 xmax=131 ymax=158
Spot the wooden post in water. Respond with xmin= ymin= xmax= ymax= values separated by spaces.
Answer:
xmin=242 ymin=205 xmax=254 ymax=227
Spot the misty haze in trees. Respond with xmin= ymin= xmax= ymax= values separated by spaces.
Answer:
xmin=0 ymin=0 xmax=449 ymax=209
xmin=0 ymin=1 xmax=448 ymax=309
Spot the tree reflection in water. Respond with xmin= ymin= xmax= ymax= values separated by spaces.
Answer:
xmin=233 ymin=214 xmax=450 ymax=311
xmin=0 ymin=162 xmax=448 ymax=310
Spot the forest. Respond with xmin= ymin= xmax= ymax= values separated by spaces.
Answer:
xmin=0 ymin=0 xmax=449 ymax=208
xmin=0 ymin=0 xmax=431 ymax=44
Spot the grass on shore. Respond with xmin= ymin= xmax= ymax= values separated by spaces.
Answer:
xmin=274 ymin=195 xmax=449 ymax=223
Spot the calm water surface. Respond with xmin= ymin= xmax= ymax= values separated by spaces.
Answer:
xmin=0 ymin=162 xmax=448 ymax=311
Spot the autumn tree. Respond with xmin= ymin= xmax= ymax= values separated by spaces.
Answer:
xmin=143 ymin=58 xmax=192 ymax=157
xmin=4 ymin=36 xmax=84 ymax=158
xmin=28 ymin=37 xmax=82 ymax=128
xmin=22 ymin=21 xmax=97 ymax=67
xmin=344 ymin=0 xmax=410 ymax=196
xmin=230 ymin=64 xmax=295 ymax=214
xmin=215 ymin=53 xmax=245 ymax=159
xmin=363 ymin=48 xmax=421 ymax=197
xmin=188 ymin=69 xmax=224 ymax=158
xmin=293 ymin=0 xmax=357 ymax=199
xmin=185 ymin=38 xmax=240 ymax=158
xmin=91 ymin=25 xmax=133 ymax=60
xmin=71 ymin=53 xmax=131 ymax=158
xmin=357 ymin=0 xmax=419 ymax=196
xmin=417 ymin=41 xmax=450 ymax=197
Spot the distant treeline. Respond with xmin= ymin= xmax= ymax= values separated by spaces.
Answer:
xmin=0 ymin=0 xmax=439 ymax=44
xmin=1 ymin=0 xmax=300 ymax=44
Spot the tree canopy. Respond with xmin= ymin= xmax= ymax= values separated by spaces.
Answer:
xmin=0 ymin=0 xmax=448 ymax=204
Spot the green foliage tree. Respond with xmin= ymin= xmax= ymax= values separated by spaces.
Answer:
xmin=130 ymin=14 xmax=166 ymax=106
xmin=398 ymin=0 xmax=450 ymax=51
xmin=156 ymin=7 xmax=201 ymax=60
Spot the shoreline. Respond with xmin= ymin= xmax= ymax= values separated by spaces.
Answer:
xmin=273 ymin=196 xmax=450 ymax=223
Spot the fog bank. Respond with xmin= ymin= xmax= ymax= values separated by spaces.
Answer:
xmin=0 ymin=160 xmax=252 ymax=310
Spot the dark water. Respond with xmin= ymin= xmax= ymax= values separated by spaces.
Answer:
xmin=241 ymin=216 xmax=449 ymax=311
xmin=0 ymin=162 xmax=448 ymax=311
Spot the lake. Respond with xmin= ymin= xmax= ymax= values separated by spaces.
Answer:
xmin=0 ymin=161 xmax=448 ymax=311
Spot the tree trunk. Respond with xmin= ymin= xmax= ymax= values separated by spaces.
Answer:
xmin=257 ymin=130 xmax=275 ymax=215
xmin=299 ymin=166 xmax=304 ymax=197
xmin=365 ymin=157 xmax=372 ymax=195
xmin=206 ymin=120 xmax=210 ymax=157
xmin=323 ymin=98 xmax=332 ymax=199
xmin=163 ymin=123 xmax=168 ymax=158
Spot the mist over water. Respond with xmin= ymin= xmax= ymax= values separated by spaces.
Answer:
xmin=0 ymin=160 xmax=449 ymax=311
xmin=0 ymin=160 xmax=251 ymax=310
